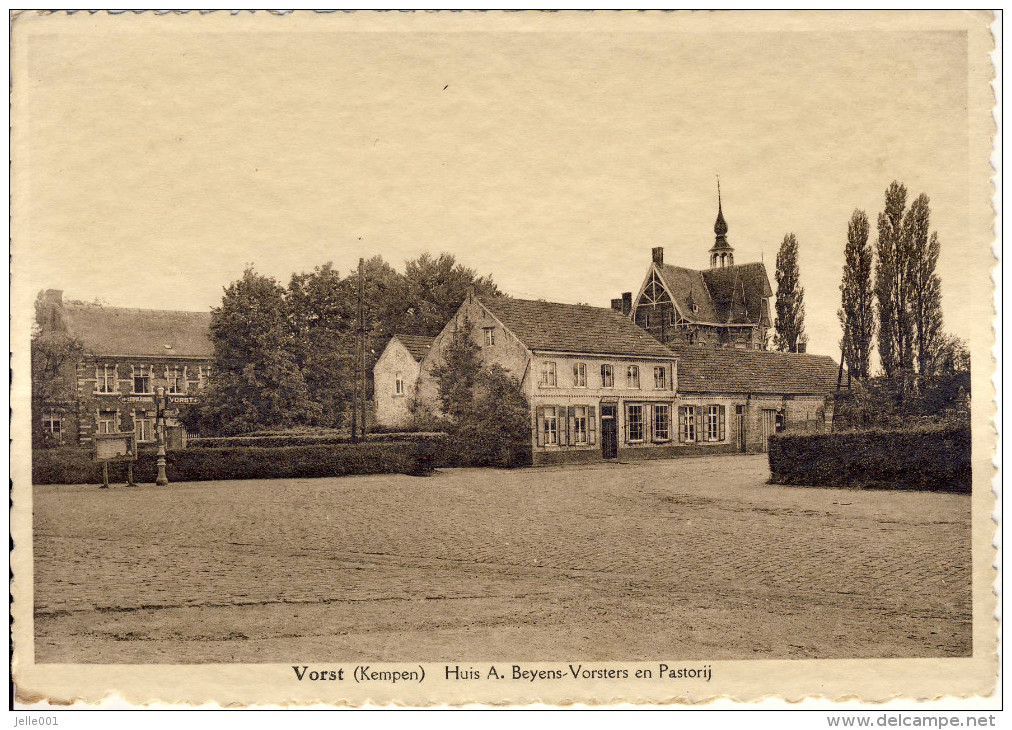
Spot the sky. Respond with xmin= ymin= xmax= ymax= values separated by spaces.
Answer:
xmin=16 ymin=14 xmax=984 ymax=362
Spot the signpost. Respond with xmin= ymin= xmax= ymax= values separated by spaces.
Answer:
xmin=93 ymin=432 xmax=137 ymax=489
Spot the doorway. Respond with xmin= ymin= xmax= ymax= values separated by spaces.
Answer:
xmin=600 ymin=404 xmax=618 ymax=459
xmin=736 ymin=405 xmax=746 ymax=452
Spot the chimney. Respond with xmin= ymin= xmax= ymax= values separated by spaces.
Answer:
xmin=621 ymin=292 xmax=632 ymax=316
xmin=610 ymin=297 xmax=624 ymax=312
xmin=652 ymin=247 xmax=664 ymax=266
xmin=43 ymin=289 xmax=63 ymax=306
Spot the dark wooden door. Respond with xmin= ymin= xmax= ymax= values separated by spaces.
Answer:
xmin=601 ymin=405 xmax=618 ymax=459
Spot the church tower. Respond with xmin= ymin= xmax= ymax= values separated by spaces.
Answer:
xmin=709 ymin=180 xmax=734 ymax=269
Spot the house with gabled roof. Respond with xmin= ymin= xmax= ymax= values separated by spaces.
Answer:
xmin=373 ymin=334 xmax=434 ymax=428
xmin=412 ymin=290 xmax=682 ymax=465
xmin=615 ymin=195 xmax=773 ymax=350
xmin=34 ymin=289 xmax=213 ymax=446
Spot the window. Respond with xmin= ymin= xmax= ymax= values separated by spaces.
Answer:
xmin=43 ymin=411 xmax=63 ymax=443
xmin=679 ymin=406 xmax=696 ymax=442
xmin=573 ymin=362 xmax=587 ymax=388
xmin=540 ymin=361 xmax=557 ymax=387
xmin=395 ymin=371 xmax=405 ymax=395
xmin=97 ymin=410 xmax=117 ymax=435
xmin=543 ymin=406 xmax=558 ymax=445
xmin=653 ymin=366 xmax=667 ymax=390
xmin=705 ymin=405 xmax=726 ymax=442
xmin=186 ymin=366 xmax=200 ymax=393
xmin=483 ymin=327 xmax=495 ymax=346
xmin=132 ymin=365 xmax=152 ymax=394
xmin=654 ymin=404 xmax=671 ymax=441
xmin=601 ymin=364 xmax=614 ymax=388
xmin=199 ymin=364 xmax=213 ymax=389
xmin=166 ymin=366 xmax=183 ymax=394
xmin=96 ymin=364 xmax=117 ymax=394
xmin=572 ymin=406 xmax=588 ymax=444
xmin=627 ymin=365 xmax=640 ymax=389
xmin=627 ymin=404 xmax=644 ymax=442
xmin=135 ymin=416 xmax=155 ymax=443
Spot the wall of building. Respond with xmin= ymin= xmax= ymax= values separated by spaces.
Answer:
xmin=62 ymin=356 xmax=209 ymax=445
xmin=373 ymin=341 xmax=423 ymax=429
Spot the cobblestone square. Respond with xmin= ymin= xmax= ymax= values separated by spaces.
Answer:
xmin=33 ymin=455 xmax=971 ymax=663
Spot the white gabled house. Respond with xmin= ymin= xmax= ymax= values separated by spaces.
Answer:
xmin=372 ymin=333 xmax=434 ymax=429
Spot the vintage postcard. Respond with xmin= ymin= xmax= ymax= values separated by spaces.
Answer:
xmin=10 ymin=10 xmax=999 ymax=707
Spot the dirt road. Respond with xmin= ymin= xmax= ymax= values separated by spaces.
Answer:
xmin=33 ymin=455 xmax=971 ymax=662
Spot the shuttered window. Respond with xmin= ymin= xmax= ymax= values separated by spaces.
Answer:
xmin=572 ymin=406 xmax=588 ymax=444
xmin=705 ymin=405 xmax=726 ymax=441
xmin=542 ymin=406 xmax=558 ymax=445
xmin=588 ymin=406 xmax=597 ymax=445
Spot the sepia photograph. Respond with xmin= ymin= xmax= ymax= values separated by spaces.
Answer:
xmin=10 ymin=9 xmax=997 ymax=707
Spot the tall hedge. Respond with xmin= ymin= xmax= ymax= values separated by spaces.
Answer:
xmin=768 ymin=425 xmax=970 ymax=492
xmin=32 ymin=443 xmax=422 ymax=485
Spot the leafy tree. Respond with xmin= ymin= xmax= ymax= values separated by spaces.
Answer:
xmin=875 ymin=181 xmax=913 ymax=378
xmin=931 ymin=334 xmax=970 ymax=376
xmin=193 ymin=267 xmax=318 ymax=435
xmin=287 ymin=262 xmax=355 ymax=427
xmin=429 ymin=315 xmax=482 ymax=424
xmin=773 ymin=233 xmax=807 ymax=353
xmin=399 ymin=253 xmax=500 ymax=337
xmin=457 ymin=364 xmax=531 ymax=467
xmin=31 ymin=293 xmax=83 ymax=447
xmin=838 ymin=209 xmax=876 ymax=379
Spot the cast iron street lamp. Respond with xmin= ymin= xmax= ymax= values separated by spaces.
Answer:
xmin=155 ymin=385 xmax=169 ymax=486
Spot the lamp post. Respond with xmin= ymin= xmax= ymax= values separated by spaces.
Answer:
xmin=155 ymin=385 xmax=169 ymax=486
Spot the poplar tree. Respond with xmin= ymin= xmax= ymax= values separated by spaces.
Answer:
xmin=903 ymin=193 xmax=943 ymax=376
xmin=838 ymin=209 xmax=875 ymax=379
xmin=874 ymin=181 xmax=912 ymax=378
xmin=773 ymin=233 xmax=807 ymax=353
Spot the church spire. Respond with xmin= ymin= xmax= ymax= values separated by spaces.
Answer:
xmin=709 ymin=176 xmax=734 ymax=268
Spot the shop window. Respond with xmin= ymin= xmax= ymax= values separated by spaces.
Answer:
xmin=627 ymin=404 xmax=644 ymax=442
xmin=654 ymin=404 xmax=671 ymax=441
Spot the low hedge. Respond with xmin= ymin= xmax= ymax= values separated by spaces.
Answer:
xmin=32 ymin=442 xmax=423 ymax=485
xmin=187 ymin=431 xmax=445 ymax=449
xmin=768 ymin=425 xmax=971 ymax=493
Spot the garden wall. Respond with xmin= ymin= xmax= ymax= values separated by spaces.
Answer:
xmin=768 ymin=425 xmax=970 ymax=492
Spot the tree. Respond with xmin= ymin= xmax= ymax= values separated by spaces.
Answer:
xmin=399 ymin=252 xmax=500 ymax=337
xmin=773 ymin=233 xmax=806 ymax=352
xmin=458 ymin=364 xmax=531 ymax=467
xmin=838 ymin=209 xmax=876 ymax=379
xmin=904 ymin=193 xmax=943 ymax=377
xmin=875 ymin=181 xmax=913 ymax=378
xmin=192 ymin=267 xmax=318 ymax=435
xmin=429 ymin=315 xmax=482 ymax=424
xmin=874 ymin=182 xmax=945 ymax=380
xmin=287 ymin=262 xmax=355 ymax=427
xmin=31 ymin=293 xmax=83 ymax=447
xmin=931 ymin=333 xmax=970 ymax=376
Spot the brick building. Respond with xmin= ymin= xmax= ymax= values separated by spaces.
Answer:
xmin=34 ymin=290 xmax=213 ymax=446
xmin=373 ymin=334 xmax=434 ymax=429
